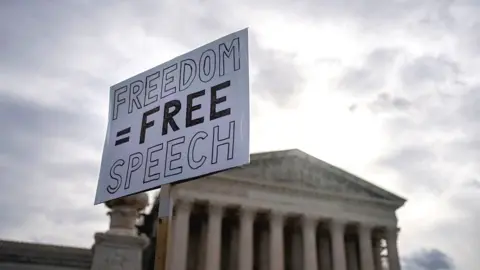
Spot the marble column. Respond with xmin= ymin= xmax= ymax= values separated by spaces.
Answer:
xmin=386 ymin=227 xmax=401 ymax=270
xmin=206 ymin=203 xmax=224 ymax=270
xmin=170 ymin=199 xmax=192 ymax=270
xmin=372 ymin=237 xmax=383 ymax=270
xmin=319 ymin=236 xmax=332 ymax=270
xmin=239 ymin=206 xmax=255 ymax=270
xmin=303 ymin=216 xmax=318 ymax=270
xmin=346 ymin=241 xmax=358 ymax=270
xmin=270 ymin=211 xmax=285 ymax=270
xmin=359 ymin=224 xmax=374 ymax=270
xmin=330 ymin=220 xmax=347 ymax=270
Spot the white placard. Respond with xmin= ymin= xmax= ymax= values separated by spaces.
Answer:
xmin=94 ymin=29 xmax=250 ymax=204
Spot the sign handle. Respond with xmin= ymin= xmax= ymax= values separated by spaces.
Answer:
xmin=154 ymin=184 xmax=172 ymax=270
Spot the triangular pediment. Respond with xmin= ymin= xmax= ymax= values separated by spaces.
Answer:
xmin=223 ymin=149 xmax=406 ymax=206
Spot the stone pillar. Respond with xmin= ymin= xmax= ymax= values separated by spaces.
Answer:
xmin=319 ymin=236 xmax=332 ymax=270
xmin=303 ymin=216 xmax=318 ymax=270
xmin=91 ymin=193 xmax=149 ymax=270
xmin=170 ymin=199 xmax=192 ymax=270
xmin=239 ymin=206 xmax=255 ymax=270
xmin=269 ymin=211 xmax=285 ymax=270
xmin=346 ymin=240 xmax=358 ymax=270
xmin=359 ymin=224 xmax=374 ymax=270
xmin=386 ymin=227 xmax=401 ymax=270
xmin=330 ymin=220 xmax=347 ymax=270
xmin=206 ymin=202 xmax=224 ymax=270
xmin=372 ymin=237 xmax=383 ymax=270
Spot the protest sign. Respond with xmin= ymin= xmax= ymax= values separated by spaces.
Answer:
xmin=94 ymin=29 xmax=250 ymax=204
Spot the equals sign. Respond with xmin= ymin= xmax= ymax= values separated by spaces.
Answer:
xmin=115 ymin=127 xmax=131 ymax=146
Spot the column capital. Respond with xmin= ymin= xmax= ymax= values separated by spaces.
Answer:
xmin=240 ymin=205 xmax=256 ymax=212
xmin=208 ymin=201 xmax=225 ymax=216
xmin=175 ymin=198 xmax=193 ymax=212
xmin=302 ymin=215 xmax=318 ymax=228
xmin=239 ymin=205 xmax=256 ymax=219
xmin=358 ymin=223 xmax=375 ymax=233
xmin=360 ymin=222 xmax=375 ymax=228
xmin=269 ymin=210 xmax=286 ymax=223
xmin=330 ymin=219 xmax=347 ymax=230
xmin=386 ymin=226 xmax=400 ymax=239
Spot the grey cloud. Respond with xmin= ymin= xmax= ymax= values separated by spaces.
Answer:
xmin=251 ymin=39 xmax=304 ymax=107
xmin=249 ymin=0 xmax=455 ymax=32
xmin=400 ymin=55 xmax=459 ymax=90
xmin=457 ymin=86 xmax=480 ymax=126
xmin=0 ymin=93 xmax=101 ymax=163
xmin=403 ymin=249 xmax=455 ymax=270
xmin=348 ymin=104 xmax=358 ymax=112
xmin=416 ymin=186 xmax=480 ymax=270
xmin=372 ymin=51 xmax=479 ymax=269
xmin=0 ymin=1 xmax=120 ymax=73
xmin=464 ymin=179 xmax=480 ymax=189
xmin=367 ymin=92 xmax=411 ymax=114
xmin=0 ymin=92 xmax=106 ymax=246
xmin=377 ymin=145 xmax=446 ymax=194
xmin=338 ymin=48 xmax=400 ymax=96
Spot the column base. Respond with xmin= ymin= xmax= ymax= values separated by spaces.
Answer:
xmin=90 ymin=232 xmax=149 ymax=270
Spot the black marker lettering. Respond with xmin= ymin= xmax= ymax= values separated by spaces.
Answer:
xmin=179 ymin=59 xmax=197 ymax=91
xmin=210 ymin=80 xmax=231 ymax=121
xmin=144 ymin=71 xmax=160 ymax=107
xmin=186 ymin=90 xmax=205 ymax=128
xmin=162 ymin=100 xmax=181 ymax=135
xmin=188 ymin=131 xmax=208 ymax=169
xmin=125 ymin=152 xmax=143 ymax=189
xmin=199 ymin=49 xmax=216 ymax=82
xmin=140 ymin=106 xmax=160 ymax=144
xmin=107 ymin=159 xmax=125 ymax=194
xmin=113 ymin=86 xmax=127 ymax=121
xmin=144 ymin=143 xmax=163 ymax=184
xmin=219 ymin=37 xmax=241 ymax=76
xmin=128 ymin=80 xmax=144 ymax=114
xmin=164 ymin=137 xmax=185 ymax=177
xmin=161 ymin=63 xmax=178 ymax=99
xmin=211 ymin=121 xmax=235 ymax=164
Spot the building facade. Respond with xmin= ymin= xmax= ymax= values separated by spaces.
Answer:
xmin=0 ymin=149 xmax=406 ymax=270
xmin=141 ymin=149 xmax=406 ymax=270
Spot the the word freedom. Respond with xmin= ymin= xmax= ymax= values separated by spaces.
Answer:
xmin=111 ymin=37 xmax=240 ymax=121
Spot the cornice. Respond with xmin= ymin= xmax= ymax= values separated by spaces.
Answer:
xmin=245 ymin=149 xmax=406 ymax=207
xmin=210 ymin=172 xmax=401 ymax=210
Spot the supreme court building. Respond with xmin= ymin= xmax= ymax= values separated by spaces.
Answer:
xmin=141 ymin=149 xmax=406 ymax=270
xmin=0 ymin=149 xmax=406 ymax=270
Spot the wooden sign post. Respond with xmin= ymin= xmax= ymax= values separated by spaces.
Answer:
xmin=154 ymin=184 xmax=172 ymax=270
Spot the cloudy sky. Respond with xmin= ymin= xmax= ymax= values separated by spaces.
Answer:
xmin=1 ymin=0 xmax=478 ymax=269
